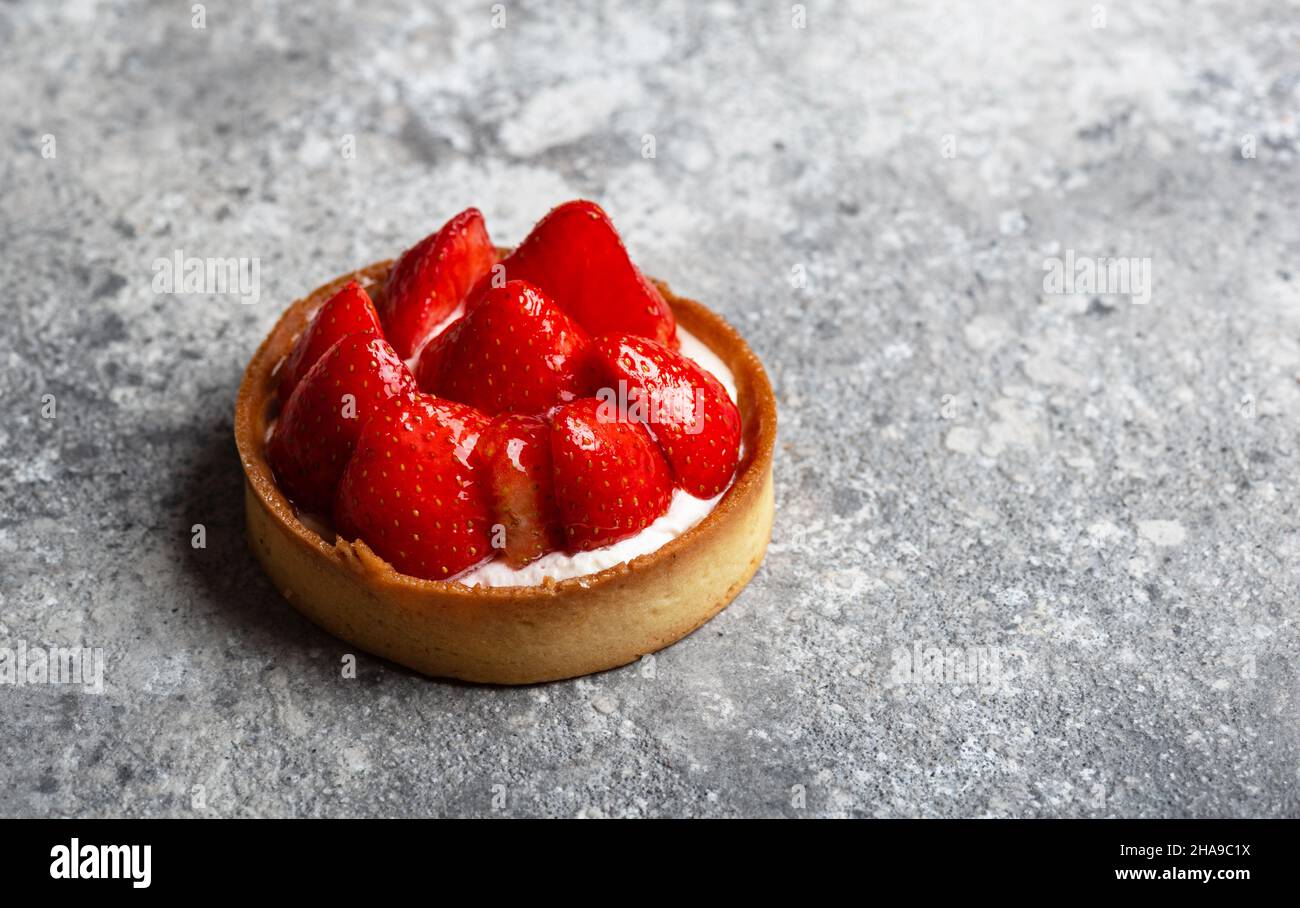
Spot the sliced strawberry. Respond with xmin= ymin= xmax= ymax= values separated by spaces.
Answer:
xmin=550 ymin=398 xmax=673 ymax=552
xmin=380 ymin=207 xmax=497 ymax=359
xmin=334 ymin=392 xmax=493 ymax=581
xmin=593 ymin=335 xmax=741 ymax=498
xmin=278 ymin=281 xmax=383 ymax=400
xmin=415 ymin=280 xmax=601 ymax=416
xmin=482 ymin=200 xmax=677 ymax=348
xmin=478 ymin=414 xmax=562 ymax=567
xmin=267 ymin=332 xmax=416 ymax=513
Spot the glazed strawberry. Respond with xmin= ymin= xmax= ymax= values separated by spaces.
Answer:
xmin=380 ymin=207 xmax=497 ymax=359
xmin=267 ymin=332 xmax=416 ymax=513
xmin=550 ymin=398 xmax=673 ymax=552
xmin=334 ymin=392 xmax=493 ymax=581
xmin=483 ymin=200 xmax=677 ymax=348
xmin=477 ymin=414 xmax=562 ymax=567
xmin=278 ymin=281 xmax=382 ymax=399
xmin=416 ymin=280 xmax=601 ymax=416
xmin=593 ymin=335 xmax=741 ymax=498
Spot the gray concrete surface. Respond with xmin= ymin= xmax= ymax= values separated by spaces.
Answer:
xmin=1 ymin=0 xmax=1298 ymax=817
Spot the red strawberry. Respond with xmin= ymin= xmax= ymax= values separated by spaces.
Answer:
xmin=482 ymin=200 xmax=677 ymax=348
xmin=278 ymin=281 xmax=382 ymax=400
xmin=478 ymin=414 xmax=562 ymax=567
xmin=267 ymin=332 xmax=416 ymax=513
xmin=415 ymin=280 xmax=601 ymax=416
xmin=380 ymin=207 xmax=497 ymax=359
xmin=593 ymin=335 xmax=741 ymax=498
xmin=334 ymin=392 xmax=493 ymax=581
xmin=550 ymin=398 xmax=673 ymax=552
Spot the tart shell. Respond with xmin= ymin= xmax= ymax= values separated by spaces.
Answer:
xmin=234 ymin=258 xmax=776 ymax=684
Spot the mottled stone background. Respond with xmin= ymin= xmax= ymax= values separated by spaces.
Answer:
xmin=1 ymin=0 xmax=1297 ymax=817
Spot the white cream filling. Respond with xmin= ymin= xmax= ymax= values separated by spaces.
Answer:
xmin=460 ymin=486 xmax=724 ymax=588
xmin=459 ymin=325 xmax=738 ymax=588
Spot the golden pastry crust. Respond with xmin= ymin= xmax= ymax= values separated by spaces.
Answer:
xmin=234 ymin=259 xmax=777 ymax=684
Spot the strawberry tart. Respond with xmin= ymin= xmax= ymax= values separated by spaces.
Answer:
xmin=234 ymin=201 xmax=776 ymax=683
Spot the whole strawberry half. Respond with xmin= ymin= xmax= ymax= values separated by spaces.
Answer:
xmin=478 ymin=414 xmax=562 ymax=567
xmin=267 ymin=332 xmax=416 ymax=514
xmin=550 ymin=398 xmax=673 ymax=552
xmin=380 ymin=207 xmax=497 ymax=360
xmin=415 ymin=280 xmax=601 ymax=416
xmin=483 ymin=200 xmax=677 ymax=349
xmin=334 ymin=392 xmax=493 ymax=581
xmin=278 ymin=280 xmax=383 ymax=400
xmin=593 ymin=335 xmax=741 ymax=498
